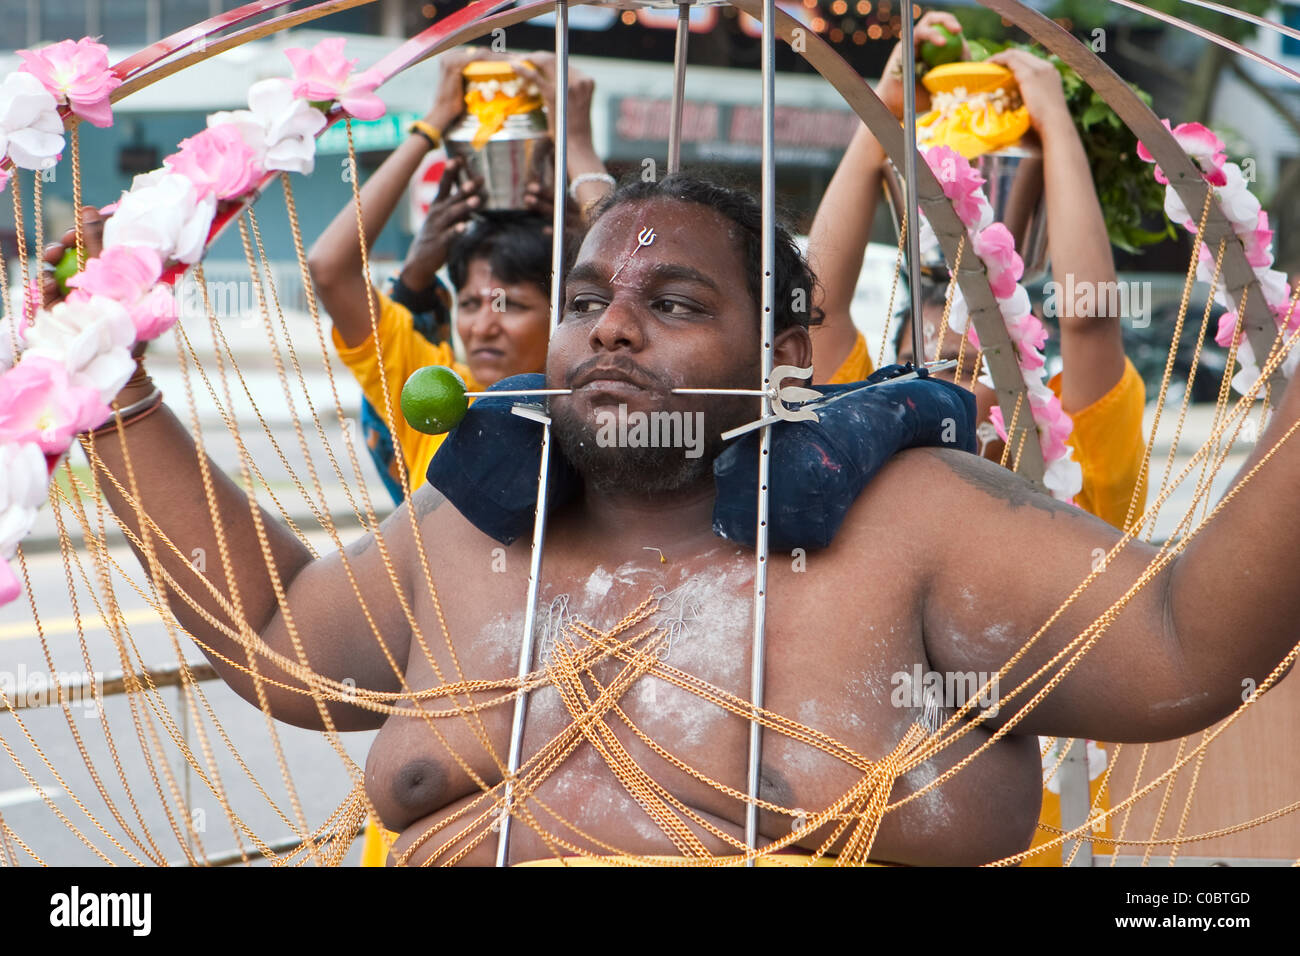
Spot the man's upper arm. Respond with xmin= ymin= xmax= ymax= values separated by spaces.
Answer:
xmin=258 ymin=488 xmax=435 ymax=730
xmin=910 ymin=448 xmax=1202 ymax=742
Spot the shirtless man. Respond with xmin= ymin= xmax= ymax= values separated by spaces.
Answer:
xmin=77 ymin=175 xmax=1297 ymax=865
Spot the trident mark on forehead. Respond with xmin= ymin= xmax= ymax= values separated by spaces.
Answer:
xmin=609 ymin=227 xmax=656 ymax=283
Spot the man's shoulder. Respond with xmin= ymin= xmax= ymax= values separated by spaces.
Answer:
xmin=858 ymin=447 xmax=1100 ymax=527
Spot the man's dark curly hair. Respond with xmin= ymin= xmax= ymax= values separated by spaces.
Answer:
xmin=585 ymin=174 xmax=824 ymax=334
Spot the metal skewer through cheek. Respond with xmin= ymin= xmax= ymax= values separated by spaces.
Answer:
xmin=495 ymin=0 xmax=569 ymax=868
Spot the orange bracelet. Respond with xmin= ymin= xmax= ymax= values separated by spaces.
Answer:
xmin=409 ymin=120 xmax=442 ymax=149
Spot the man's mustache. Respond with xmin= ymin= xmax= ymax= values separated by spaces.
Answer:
xmin=565 ymin=356 xmax=673 ymax=392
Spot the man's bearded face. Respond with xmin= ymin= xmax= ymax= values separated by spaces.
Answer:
xmin=546 ymin=198 xmax=763 ymax=496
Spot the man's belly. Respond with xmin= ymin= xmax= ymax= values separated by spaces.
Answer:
xmin=366 ymin=677 xmax=1043 ymax=866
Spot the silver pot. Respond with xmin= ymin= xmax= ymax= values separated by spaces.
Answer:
xmin=444 ymin=109 xmax=553 ymax=212
xmin=884 ymin=137 xmax=1050 ymax=286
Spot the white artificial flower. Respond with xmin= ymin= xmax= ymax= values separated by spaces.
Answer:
xmin=1043 ymin=455 xmax=1083 ymax=502
xmin=1215 ymin=164 xmax=1261 ymax=228
xmin=1255 ymin=268 xmax=1291 ymax=309
xmin=239 ymin=77 xmax=326 ymax=176
xmin=945 ymin=286 xmax=968 ymax=334
xmin=1230 ymin=338 xmax=1259 ymax=397
xmin=1164 ymin=185 xmax=1192 ymax=229
xmin=0 ymin=440 xmax=48 ymax=556
xmin=103 ymin=170 xmax=216 ymax=264
xmin=0 ymin=315 xmax=25 ymax=372
xmin=997 ymin=284 xmax=1031 ymax=323
xmin=0 ymin=71 xmax=64 ymax=170
xmin=23 ymin=296 xmax=136 ymax=403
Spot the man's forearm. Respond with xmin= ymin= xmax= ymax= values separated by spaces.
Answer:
xmin=88 ymin=398 xmax=316 ymax=705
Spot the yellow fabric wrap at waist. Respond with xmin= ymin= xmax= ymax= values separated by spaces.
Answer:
xmin=465 ymin=90 xmax=545 ymax=150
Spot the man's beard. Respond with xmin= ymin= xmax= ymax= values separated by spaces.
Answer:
xmin=551 ymin=396 xmax=753 ymax=497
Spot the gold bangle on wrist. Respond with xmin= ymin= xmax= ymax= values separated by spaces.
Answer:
xmin=410 ymin=120 xmax=442 ymax=149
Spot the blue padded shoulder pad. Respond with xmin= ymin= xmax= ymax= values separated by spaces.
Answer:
xmin=711 ymin=366 xmax=976 ymax=551
xmin=426 ymin=368 xmax=975 ymax=550
xmin=425 ymin=374 xmax=579 ymax=546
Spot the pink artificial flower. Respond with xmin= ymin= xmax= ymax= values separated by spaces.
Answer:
xmin=67 ymin=244 xmax=161 ymax=302
xmin=0 ymin=558 xmax=19 ymax=605
xmin=1273 ymin=299 xmax=1300 ymax=335
xmin=165 ymin=125 xmax=262 ymax=201
xmin=65 ymin=244 xmax=176 ymax=340
xmin=1017 ymin=343 xmax=1045 ymax=371
xmin=1214 ymin=311 xmax=1241 ymax=349
xmin=0 ymin=167 xmax=9 ymax=192
xmin=988 ymin=405 xmax=1007 ymax=443
xmin=284 ymin=38 xmax=386 ymax=121
xmin=1241 ymin=210 xmax=1274 ymax=269
xmin=132 ymin=285 xmax=178 ymax=341
xmin=924 ymin=146 xmax=988 ymax=229
xmin=0 ymin=356 xmax=109 ymax=454
xmin=1137 ymin=119 xmax=1227 ymax=187
xmin=972 ymin=223 xmax=1024 ymax=300
xmin=1029 ymin=389 xmax=1074 ymax=462
xmin=17 ymin=38 xmax=121 ymax=128
xmin=1007 ymin=311 xmax=1049 ymax=355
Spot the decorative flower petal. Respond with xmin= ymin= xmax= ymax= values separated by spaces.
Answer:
xmin=17 ymin=38 xmax=121 ymax=128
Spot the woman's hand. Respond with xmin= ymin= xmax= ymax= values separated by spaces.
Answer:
xmin=424 ymin=46 xmax=507 ymax=132
xmin=400 ymin=156 xmax=483 ymax=290
xmin=877 ymin=10 xmax=966 ymax=119
xmin=512 ymin=52 xmax=596 ymax=145
xmin=987 ymin=48 xmax=1070 ymax=137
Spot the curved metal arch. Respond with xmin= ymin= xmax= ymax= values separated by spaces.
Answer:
xmin=729 ymin=0 xmax=1049 ymax=483
xmin=980 ymin=0 xmax=1288 ymax=399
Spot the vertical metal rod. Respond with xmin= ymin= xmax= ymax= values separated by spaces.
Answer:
xmin=180 ymin=685 xmax=193 ymax=856
xmin=745 ymin=0 xmax=777 ymax=864
xmin=668 ymin=2 xmax=691 ymax=174
xmin=900 ymin=6 xmax=927 ymax=366
xmin=495 ymin=0 xmax=570 ymax=868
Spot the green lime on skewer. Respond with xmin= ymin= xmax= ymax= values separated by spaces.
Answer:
xmin=921 ymin=24 xmax=963 ymax=68
xmin=54 ymin=247 xmax=80 ymax=296
xmin=401 ymin=365 xmax=469 ymax=435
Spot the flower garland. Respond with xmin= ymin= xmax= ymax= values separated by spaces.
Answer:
xmin=1137 ymin=120 xmax=1296 ymax=396
xmin=0 ymin=37 xmax=385 ymax=605
xmin=917 ymin=144 xmax=1082 ymax=502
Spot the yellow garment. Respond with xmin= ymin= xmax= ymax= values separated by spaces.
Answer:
xmin=331 ymin=291 xmax=481 ymax=491
xmin=828 ymin=336 xmax=1148 ymax=529
xmin=1050 ymin=357 xmax=1149 ymax=529
xmin=825 ymin=330 xmax=876 ymax=385
xmin=1023 ymin=741 xmax=1113 ymax=867
xmin=360 ymin=817 xmax=392 ymax=867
